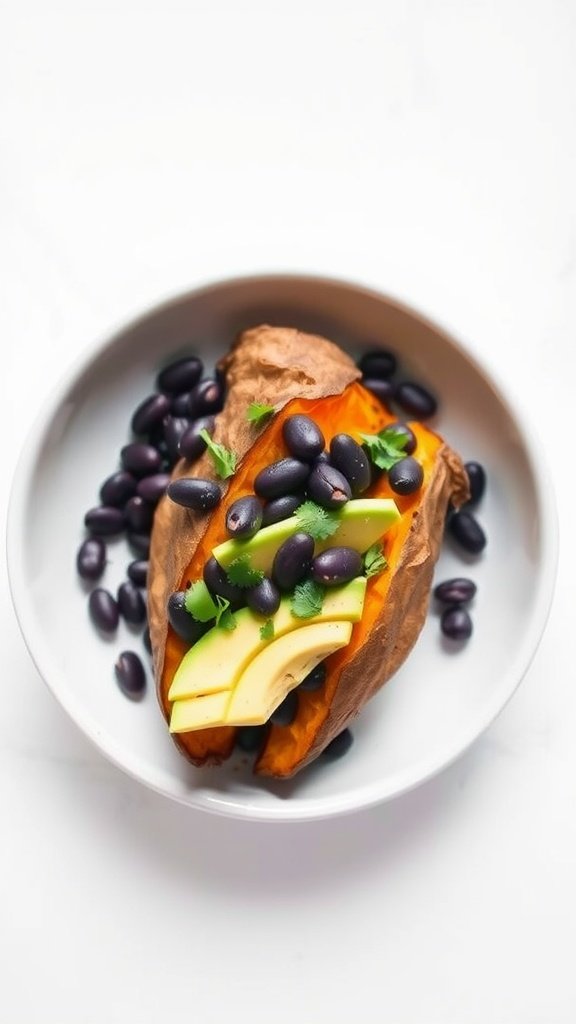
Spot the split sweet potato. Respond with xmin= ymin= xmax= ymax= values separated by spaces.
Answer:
xmin=148 ymin=325 xmax=469 ymax=777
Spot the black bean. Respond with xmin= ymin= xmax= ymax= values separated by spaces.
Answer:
xmin=127 ymin=559 xmax=148 ymax=587
xmin=441 ymin=606 xmax=473 ymax=640
xmin=203 ymin=556 xmax=244 ymax=606
xmin=127 ymin=531 xmax=151 ymax=557
xmin=246 ymin=577 xmax=281 ymax=617
xmin=125 ymin=495 xmax=154 ymax=533
xmin=117 ymin=581 xmax=146 ymax=625
xmin=299 ymin=662 xmax=327 ymax=692
xmin=115 ymin=651 xmax=146 ymax=700
xmin=225 ymin=495 xmax=263 ymax=539
xmin=89 ymin=588 xmax=119 ymax=632
xmin=311 ymin=547 xmax=362 ymax=587
xmin=99 ymin=470 xmax=137 ymax=507
xmin=143 ymin=625 xmax=152 ymax=654
xmin=163 ymin=416 xmax=190 ymax=464
xmin=464 ymin=461 xmax=486 ymax=507
xmin=171 ymin=392 xmax=192 ymax=417
xmin=236 ymin=726 xmax=267 ymax=753
xmin=434 ymin=577 xmax=477 ymax=604
xmin=395 ymin=381 xmax=438 ymax=420
xmin=329 ymin=434 xmax=371 ymax=495
xmin=178 ymin=415 xmax=216 ymax=461
xmin=157 ymin=356 xmax=203 ymax=395
xmin=358 ymin=349 xmax=397 ymax=378
xmin=388 ymin=457 xmax=424 ymax=496
xmin=383 ymin=421 xmax=417 ymax=455
xmin=76 ymin=537 xmax=106 ymax=581
xmin=254 ymin=458 xmax=310 ymax=500
xmin=137 ymin=473 xmax=171 ymax=504
xmin=307 ymin=463 xmax=352 ymax=509
xmin=167 ymin=591 xmax=207 ymax=644
xmin=167 ymin=477 xmax=221 ymax=511
xmin=121 ymin=443 xmax=163 ymax=478
xmin=187 ymin=377 xmax=224 ymax=418
xmin=131 ymin=393 xmax=171 ymax=436
xmin=84 ymin=506 xmax=125 ymax=536
xmin=321 ymin=728 xmax=353 ymax=760
xmin=272 ymin=532 xmax=315 ymax=591
xmin=270 ymin=690 xmax=298 ymax=726
xmin=448 ymin=511 xmax=487 ymax=554
xmin=362 ymin=377 xmax=395 ymax=406
xmin=282 ymin=415 xmax=325 ymax=462
xmin=261 ymin=494 xmax=303 ymax=527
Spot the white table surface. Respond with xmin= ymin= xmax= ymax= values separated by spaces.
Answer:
xmin=1 ymin=2 xmax=574 ymax=1022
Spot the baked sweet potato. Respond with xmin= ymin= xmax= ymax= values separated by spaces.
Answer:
xmin=148 ymin=325 xmax=469 ymax=777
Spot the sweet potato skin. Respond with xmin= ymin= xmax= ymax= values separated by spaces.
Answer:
xmin=148 ymin=325 xmax=469 ymax=776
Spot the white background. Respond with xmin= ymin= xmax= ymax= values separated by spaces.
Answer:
xmin=1 ymin=2 xmax=574 ymax=1022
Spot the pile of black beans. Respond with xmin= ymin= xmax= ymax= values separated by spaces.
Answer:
xmin=76 ymin=354 xmax=225 ymax=700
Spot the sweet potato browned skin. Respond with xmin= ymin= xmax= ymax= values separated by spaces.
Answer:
xmin=148 ymin=325 xmax=469 ymax=776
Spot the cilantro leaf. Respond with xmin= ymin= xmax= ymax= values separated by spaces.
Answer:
xmin=246 ymin=402 xmax=275 ymax=425
xmin=363 ymin=542 xmax=388 ymax=578
xmin=219 ymin=607 xmax=237 ymax=632
xmin=293 ymin=500 xmax=340 ymax=541
xmin=184 ymin=581 xmax=219 ymax=622
xmin=290 ymin=579 xmax=325 ymax=619
xmin=213 ymin=594 xmax=231 ymax=627
xmin=259 ymin=619 xmax=275 ymax=641
xmin=199 ymin=429 xmax=237 ymax=479
xmin=226 ymin=556 xmax=265 ymax=589
xmin=360 ymin=427 xmax=409 ymax=471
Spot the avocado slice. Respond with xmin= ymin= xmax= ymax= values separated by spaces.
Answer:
xmin=212 ymin=498 xmax=400 ymax=573
xmin=169 ymin=621 xmax=353 ymax=733
xmin=168 ymin=577 xmax=366 ymax=702
xmin=225 ymin=621 xmax=353 ymax=726
xmin=170 ymin=691 xmax=230 ymax=734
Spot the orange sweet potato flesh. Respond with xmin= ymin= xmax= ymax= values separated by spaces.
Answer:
xmin=148 ymin=325 xmax=469 ymax=776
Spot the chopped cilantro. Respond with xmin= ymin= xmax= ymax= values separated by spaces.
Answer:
xmin=246 ymin=402 xmax=275 ymax=425
xmin=199 ymin=429 xmax=237 ymax=479
xmin=219 ymin=607 xmax=237 ymax=632
xmin=293 ymin=500 xmax=340 ymax=541
xmin=259 ymin=619 xmax=275 ymax=641
xmin=290 ymin=579 xmax=325 ymax=619
xmin=363 ymin=542 xmax=388 ymax=578
xmin=359 ymin=427 xmax=409 ymax=471
xmin=226 ymin=556 xmax=265 ymax=589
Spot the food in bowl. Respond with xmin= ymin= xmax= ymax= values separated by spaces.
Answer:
xmin=147 ymin=325 xmax=470 ymax=776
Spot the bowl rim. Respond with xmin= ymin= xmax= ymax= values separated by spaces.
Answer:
xmin=6 ymin=271 xmax=559 ymax=822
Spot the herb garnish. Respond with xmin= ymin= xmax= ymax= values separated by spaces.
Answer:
xmin=290 ymin=579 xmax=325 ymax=619
xmin=363 ymin=542 xmax=388 ymax=578
xmin=246 ymin=402 xmax=275 ymax=425
xmin=199 ymin=429 xmax=237 ymax=479
xmin=259 ymin=619 xmax=275 ymax=640
xmin=293 ymin=500 xmax=340 ymax=541
xmin=359 ymin=427 xmax=409 ymax=471
xmin=226 ymin=556 xmax=265 ymax=589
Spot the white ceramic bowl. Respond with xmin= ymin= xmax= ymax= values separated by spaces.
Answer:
xmin=7 ymin=275 xmax=558 ymax=822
